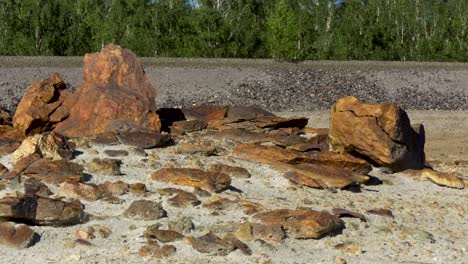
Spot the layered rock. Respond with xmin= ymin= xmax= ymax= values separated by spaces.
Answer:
xmin=329 ymin=96 xmax=425 ymax=171
xmin=54 ymin=44 xmax=160 ymax=137
xmin=151 ymin=168 xmax=231 ymax=193
xmin=12 ymin=132 xmax=75 ymax=162
xmin=13 ymin=73 xmax=70 ymax=135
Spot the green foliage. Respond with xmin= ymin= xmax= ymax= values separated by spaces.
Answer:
xmin=0 ymin=0 xmax=466 ymax=61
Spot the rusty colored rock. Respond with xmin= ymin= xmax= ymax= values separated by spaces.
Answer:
xmin=58 ymin=181 xmax=105 ymax=201
xmin=168 ymin=192 xmax=200 ymax=208
xmin=0 ymin=195 xmax=87 ymax=226
xmin=21 ymin=158 xmax=83 ymax=183
xmin=329 ymin=96 xmax=425 ymax=172
xmin=225 ymin=106 xmax=274 ymax=123
xmin=0 ymin=108 xmax=10 ymax=125
xmin=252 ymin=116 xmax=308 ymax=129
xmin=0 ymin=163 xmax=8 ymax=177
xmin=0 ymin=222 xmax=35 ymax=249
xmin=151 ymin=168 xmax=231 ymax=193
xmin=253 ymin=209 xmax=344 ymax=239
xmin=182 ymin=105 xmax=228 ymax=121
xmin=54 ymin=44 xmax=160 ymax=137
xmin=24 ymin=178 xmax=52 ymax=197
xmin=210 ymin=164 xmax=251 ymax=178
xmin=99 ymin=181 xmax=129 ymax=196
xmin=233 ymin=143 xmax=371 ymax=174
xmin=402 ymin=168 xmax=465 ymax=189
xmin=0 ymin=125 xmax=25 ymax=141
xmin=13 ymin=73 xmax=70 ymax=136
xmin=175 ymin=143 xmax=216 ymax=156
xmin=87 ymin=158 xmax=121 ymax=176
xmin=0 ymin=139 xmax=21 ymax=155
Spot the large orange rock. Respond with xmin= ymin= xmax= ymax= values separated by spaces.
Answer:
xmin=54 ymin=44 xmax=160 ymax=137
xmin=329 ymin=96 xmax=425 ymax=172
xmin=13 ymin=73 xmax=70 ymax=135
xmin=151 ymin=168 xmax=231 ymax=193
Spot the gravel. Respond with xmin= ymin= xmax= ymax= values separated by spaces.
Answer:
xmin=0 ymin=59 xmax=467 ymax=113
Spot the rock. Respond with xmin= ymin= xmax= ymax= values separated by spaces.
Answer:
xmin=103 ymin=150 xmax=129 ymax=157
xmin=87 ymin=158 xmax=121 ymax=176
xmin=54 ymin=44 xmax=161 ymax=137
xmin=170 ymin=120 xmax=208 ymax=135
xmin=235 ymin=222 xmax=254 ymax=240
xmin=139 ymin=244 xmax=176 ymax=258
xmin=203 ymin=197 xmax=264 ymax=215
xmin=0 ymin=163 xmax=8 ymax=177
xmin=168 ymin=217 xmax=194 ymax=233
xmin=253 ymin=209 xmax=344 ymax=239
xmin=0 ymin=222 xmax=35 ymax=249
xmin=145 ymin=228 xmax=184 ymax=243
xmin=13 ymin=73 xmax=70 ymax=135
xmin=329 ymin=96 xmax=425 ymax=171
xmin=89 ymin=132 xmax=120 ymax=145
xmin=366 ymin=208 xmax=394 ymax=218
xmin=175 ymin=143 xmax=216 ymax=156
xmin=332 ymin=208 xmax=366 ymax=222
xmin=123 ymin=200 xmax=166 ymax=220
xmin=168 ymin=192 xmax=200 ymax=208
xmin=252 ymin=116 xmax=308 ymax=129
xmin=0 ymin=139 xmax=21 ymax=155
xmin=57 ymin=181 xmax=104 ymax=201
xmin=234 ymin=143 xmax=371 ymax=174
xmin=250 ymin=223 xmax=286 ymax=242
xmin=421 ymin=169 xmax=464 ymax=189
xmin=209 ymin=164 xmax=251 ymax=178
xmin=182 ymin=105 xmax=228 ymax=121
xmin=0 ymin=108 xmax=11 ymax=125
xmin=75 ymin=230 xmax=95 ymax=240
xmin=99 ymin=181 xmax=129 ymax=196
xmin=23 ymin=178 xmax=52 ymax=197
xmin=190 ymin=232 xmax=235 ymax=256
xmin=20 ymin=158 xmax=83 ymax=183
xmin=0 ymin=195 xmax=87 ymax=226
xmin=0 ymin=125 xmax=24 ymax=141
xmin=95 ymin=225 xmax=112 ymax=238
xmin=129 ymin=183 xmax=147 ymax=194
xmin=223 ymin=233 xmax=252 ymax=256
xmin=12 ymin=132 xmax=75 ymax=162
xmin=151 ymin=168 xmax=231 ymax=193
xmin=225 ymin=105 xmax=275 ymax=123
xmin=116 ymin=131 xmax=171 ymax=149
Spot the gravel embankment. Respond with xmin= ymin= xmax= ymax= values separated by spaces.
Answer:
xmin=0 ymin=58 xmax=467 ymax=113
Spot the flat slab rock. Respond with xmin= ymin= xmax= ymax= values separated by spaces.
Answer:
xmin=0 ymin=195 xmax=87 ymax=226
xmin=0 ymin=222 xmax=36 ymax=249
xmin=151 ymin=168 xmax=231 ymax=193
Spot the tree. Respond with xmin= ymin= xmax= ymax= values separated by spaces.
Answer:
xmin=266 ymin=0 xmax=299 ymax=59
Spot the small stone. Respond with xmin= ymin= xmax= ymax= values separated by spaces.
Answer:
xmin=99 ymin=181 xmax=129 ymax=196
xmin=170 ymin=120 xmax=208 ymax=135
xmin=175 ymin=143 xmax=216 ymax=156
xmin=18 ymin=157 xmax=84 ymax=183
xmin=168 ymin=217 xmax=194 ymax=233
xmin=24 ymin=178 xmax=52 ymax=197
xmin=168 ymin=192 xmax=200 ymax=208
xmin=103 ymin=150 xmax=129 ymax=157
xmin=123 ymin=200 xmax=166 ymax=220
xmin=87 ymin=158 xmax=121 ymax=176
xmin=75 ymin=230 xmax=95 ymax=240
xmin=129 ymin=183 xmax=147 ymax=194
xmin=210 ymin=164 xmax=251 ymax=178
xmin=151 ymin=168 xmax=231 ymax=193
xmin=58 ymin=181 xmax=104 ymax=201
xmin=223 ymin=233 xmax=252 ymax=256
xmin=145 ymin=229 xmax=184 ymax=243
xmin=95 ymin=225 xmax=112 ymax=238
xmin=117 ymin=131 xmax=171 ymax=149
xmin=335 ymin=257 xmax=347 ymax=264
xmin=191 ymin=232 xmax=235 ymax=256
xmin=366 ymin=208 xmax=394 ymax=218
xmin=12 ymin=132 xmax=75 ymax=163
xmin=236 ymin=222 xmax=254 ymax=240
xmin=0 ymin=222 xmax=35 ymax=249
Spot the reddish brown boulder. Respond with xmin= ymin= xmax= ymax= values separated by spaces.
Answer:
xmin=20 ymin=158 xmax=84 ymax=183
xmin=329 ymin=96 xmax=425 ymax=171
xmin=182 ymin=105 xmax=228 ymax=121
xmin=151 ymin=168 xmax=231 ymax=193
xmin=54 ymin=44 xmax=160 ymax=137
xmin=0 ymin=222 xmax=35 ymax=249
xmin=13 ymin=73 xmax=70 ymax=135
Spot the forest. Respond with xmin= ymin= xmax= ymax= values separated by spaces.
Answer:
xmin=0 ymin=0 xmax=466 ymax=61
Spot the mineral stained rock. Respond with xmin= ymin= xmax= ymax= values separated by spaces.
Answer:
xmin=329 ymin=96 xmax=425 ymax=172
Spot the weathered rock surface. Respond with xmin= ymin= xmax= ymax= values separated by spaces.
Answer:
xmin=329 ymin=96 xmax=425 ymax=171
xmin=170 ymin=120 xmax=208 ymax=135
xmin=57 ymin=181 xmax=105 ymax=201
xmin=20 ymin=158 xmax=83 ymax=183
xmin=190 ymin=232 xmax=235 ymax=256
xmin=183 ymin=105 xmax=228 ymax=121
xmin=54 ymin=44 xmax=161 ymax=137
xmin=210 ymin=164 xmax=251 ymax=178
xmin=116 ymin=131 xmax=171 ymax=149
xmin=0 ymin=195 xmax=87 ymax=226
xmin=123 ymin=200 xmax=166 ymax=220
xmin=175 ymin=143 xmax=216 ymax=156
xmin=13 ymin=73 xmax=70 ymax=135
xmin=87 ymin=158 xmax=121 ymax=176
xmin=0 ymin=222 xmax=35 ymax=249
xmin=151 ymin=168 xmax=231 ymax=193
xmin=12 ymin=132 xmax=75 ymax=162
xmin=402 ymin=168 xmax=465 ymax=189
xmin=253 ymin=209 xmax=344 ymax=239
xmin=145 ymin=228 xmax=184 ymax=243
xmin=0 ymin=108 xmax=10 ymax=125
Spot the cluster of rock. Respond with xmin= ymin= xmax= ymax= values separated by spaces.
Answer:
xmin=0 ymin=44 xmax=465 ymax=258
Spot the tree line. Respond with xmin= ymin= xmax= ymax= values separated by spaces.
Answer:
xmin=0 ymin=0 xmax=466 ymax=61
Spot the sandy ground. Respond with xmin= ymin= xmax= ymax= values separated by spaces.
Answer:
xmin=0 ymin=111 xmax=466 ymax=264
